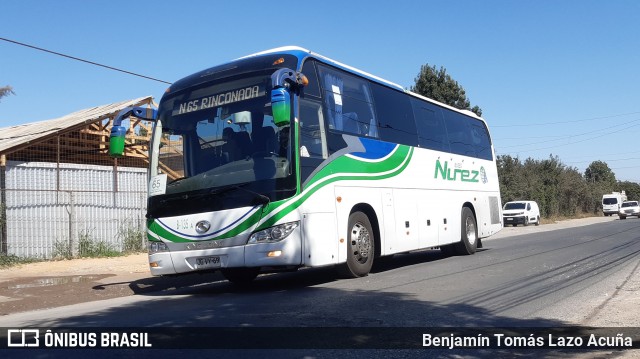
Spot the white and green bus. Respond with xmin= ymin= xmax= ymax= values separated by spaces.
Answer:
xmin=110 ymin=46 xmax=503 ymax=283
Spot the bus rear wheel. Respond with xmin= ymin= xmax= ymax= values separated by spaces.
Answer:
xmin=339 ymin=211 xmax=375 ymax=278
xmin=453 ymin=207 xmax=478 ymax=255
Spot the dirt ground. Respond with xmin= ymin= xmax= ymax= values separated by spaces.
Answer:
xmin=0 ymin=216 xmax=638 ymax=329
xmin=0 ymin=253 xmax=151 ymax=316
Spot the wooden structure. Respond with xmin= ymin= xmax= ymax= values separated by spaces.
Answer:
xmin=0 ymin=96 xmax=157 ymax=255
xmin=0 ymin=96 xmax=156 ymax=168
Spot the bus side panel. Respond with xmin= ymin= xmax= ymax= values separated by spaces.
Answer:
xmin=391 ymin=189 xmax=420 ymax=253
xmin=475 ymin=195 xmax=503 ymax=238
xmin=435 ymin=195 xmax=462 ymax=247
xmin=302 ymin=212 xmax=339 ymax=266
xmin=381 ymin=189 xmax=396 ymax=256
xmin=416 ymin=190 xmax=442 ymax=249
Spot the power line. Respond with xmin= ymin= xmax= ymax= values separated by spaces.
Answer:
xmin=495 ymin=121 xmax=640 ymax=154
xmin=497 ymin=118 xmax=640 ymax=149
xmin=564 ymin=157 xmax=640 ymax=165
xmin=0 ymin=37 xmax=172 ymax=85
xmin=492 ymin=111 xmax=640 ymax=128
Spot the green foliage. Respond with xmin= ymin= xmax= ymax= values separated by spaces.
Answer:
xmin=118 ymin=222 xmax=146 ymax=254
xmin=411 ymin=64 xmax=482 ymax=116
xmin=52 ymin=230 xmax=121 ymax=259
xmin=77 ymin=229 xmax=120 ymax=257
xmin=52 ymin=239 xmax=72 ymax=260
xmin=617 ymin=181 xmax=640 ymax=202
xmin=497 ymin=154 xmax=632 ymax=218
xmin=0 ymin=85 xmax=15 ymax=102
xmin=0 ymin=254 xmax=36 ymax=268
xmin=585 ymin=160 xmax=616 ymax=188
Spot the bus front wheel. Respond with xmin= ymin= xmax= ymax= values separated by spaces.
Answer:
xmin=339 ymin=211 xmax=375 ymax=278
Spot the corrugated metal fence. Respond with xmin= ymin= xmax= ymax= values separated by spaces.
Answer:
xmin=1 ymin=161 xmax=147 ymax=258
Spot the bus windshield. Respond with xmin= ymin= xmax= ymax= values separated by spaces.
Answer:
xmin=148 ymin=73 xmax=295 ymax=217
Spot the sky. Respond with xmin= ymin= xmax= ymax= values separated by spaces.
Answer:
xmin=1 ymin=0 xmax=639 ymax=182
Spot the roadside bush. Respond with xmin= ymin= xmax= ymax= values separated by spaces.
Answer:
xmin=0 ymin=254 xmax=36 ymax=268
xmin=118 ymin=222 xmax=146 ymax=254
xmin=78 ymin=229 xmax=119 ymax=258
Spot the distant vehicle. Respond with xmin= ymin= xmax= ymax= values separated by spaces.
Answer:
xmin=602 ymin=191 xmax=627 ymax=216
xmin=618 ymin=201 xmax=640 ymax=219
xmin=503 ymin=201 xmax=540 ymax=226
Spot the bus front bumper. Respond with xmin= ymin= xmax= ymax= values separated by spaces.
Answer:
xmin=148 ymin=234 xmax=303 ymax=276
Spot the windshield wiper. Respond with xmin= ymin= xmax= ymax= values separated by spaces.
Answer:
xmin=227 ymin=184 xmax=270 ymax=206
xmin=167 ymin=177 xmax=186 ymax=185
xmin=159 ymin=182 xmax=269 ymax=206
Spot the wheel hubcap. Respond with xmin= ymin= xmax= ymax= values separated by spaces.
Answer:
xmin=351 ymin=222 xmax=371 ymax=263
xmin=465 ymin=217 xmax=476 ymax=246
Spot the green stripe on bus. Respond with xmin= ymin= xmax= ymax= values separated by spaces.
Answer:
xmin=148 ymin=145 xmax=412 ymax=242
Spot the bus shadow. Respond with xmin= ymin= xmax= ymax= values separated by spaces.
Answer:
xmin=371 ymin=247 xmax=473 ymax=274
xmin=93 ymin=247 xmax=481 ymax=297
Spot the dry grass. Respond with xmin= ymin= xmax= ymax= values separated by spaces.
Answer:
xmin=541 ymin=213 xmax=602 ymax=225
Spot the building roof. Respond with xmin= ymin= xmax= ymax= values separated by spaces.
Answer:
xmin=0 ymin=96 xmax=154 ymax=155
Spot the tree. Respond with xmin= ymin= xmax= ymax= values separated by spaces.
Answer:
xmin=584 ymin=160 xmax=616 ymax=187
xmin=0 ymin=85 xmax=15 ymax=102
xmin=411 ymin=64 xmax=482 ymax=116
xmin=617 ymin=181 xmax=640 ymax=202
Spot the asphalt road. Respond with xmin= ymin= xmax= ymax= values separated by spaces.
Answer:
xmin=1 ymin=218 xmax=639 ymax=358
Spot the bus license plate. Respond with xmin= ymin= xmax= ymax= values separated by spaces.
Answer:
xmin=196 ymin=256 xmax=220 ymax=268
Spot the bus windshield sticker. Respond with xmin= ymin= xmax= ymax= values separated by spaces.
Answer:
xmin=172 ymin=85 xmax=265 ymax=116
xmin=331 ymin=85 xmax=343 ymax=106
xmin=149 ymin=174 xmax=168 ymax=196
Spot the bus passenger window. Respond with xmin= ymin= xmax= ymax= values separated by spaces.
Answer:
xmin=469 ymin=120 xmax=493 ymax=160
xmin=411 ymin=99 xmax=449 ymax=152
xmin=318 ymin=64 xmax=377 ymax=138
xmin=444 ymin=112 xmax=475 ymax=157
xmin=371 ymin=83 xmax=418 ymax=146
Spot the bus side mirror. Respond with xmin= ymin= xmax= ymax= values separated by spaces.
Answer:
xmin=108 ymin=106 xmax=157 ymax=158
xmin=271 ymin=87 xmax=290 ymax=127
xmin=109 ymin=125 xmax=127 ymax=157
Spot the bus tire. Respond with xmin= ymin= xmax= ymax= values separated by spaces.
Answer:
xmin=454 ymin=207 xmax=477 ymax=255
xmin=339 ymin=211 xmax=375 ymax=278
xmin=221 ymin=267 xmax=260 ymax=285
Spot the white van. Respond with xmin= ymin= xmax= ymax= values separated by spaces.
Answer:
xmin=502 ymin=201 xmax=540 ymax=226
xmin=602 ymin=191 xmax=627 ymax=216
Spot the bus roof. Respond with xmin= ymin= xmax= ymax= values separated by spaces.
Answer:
xmin=240 ymin=46 xmax=484 ymax=122
xmin=167 ymin=46 xmax=484 ymax=124
xmin=239 ymin=46 xmax=406 ymax=91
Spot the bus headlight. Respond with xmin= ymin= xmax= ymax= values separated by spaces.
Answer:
xmin=149 ymin=241 xmax=169 ymax=253
xmin=248 ymin=221 xmax=299 ymax=244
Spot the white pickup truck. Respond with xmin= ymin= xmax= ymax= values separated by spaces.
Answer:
xmin=618 ymin=200 xmax=640 ymax=219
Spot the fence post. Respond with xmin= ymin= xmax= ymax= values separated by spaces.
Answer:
xmin=68 ymin=191 xmax=78 ymax=257
xmin=0 ymin=154 xmax=7 ymax=255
